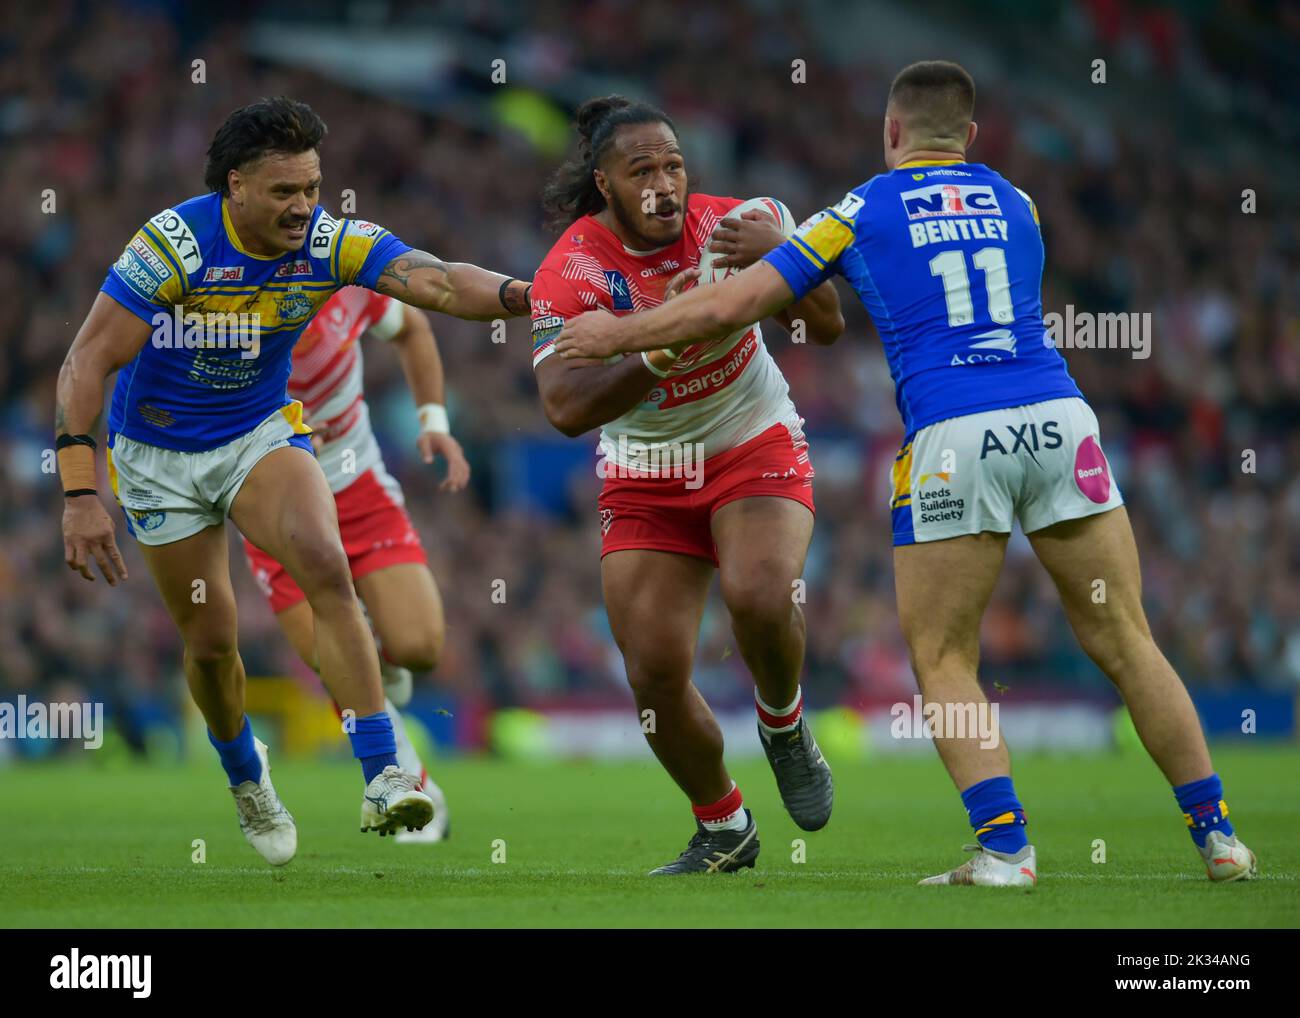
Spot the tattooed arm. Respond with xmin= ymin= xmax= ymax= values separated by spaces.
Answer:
xmin=374 ymin=250 xmax=531 ymax=321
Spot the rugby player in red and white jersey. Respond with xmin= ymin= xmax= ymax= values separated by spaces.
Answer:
xmin=243 ymin=285 xmax=466 ymax=842
xmin=531 ymin=97 xmax=845 ymax=874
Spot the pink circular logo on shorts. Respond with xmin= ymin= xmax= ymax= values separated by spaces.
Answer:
xmin=1074 ymin=435 xmax=1111 ymax=503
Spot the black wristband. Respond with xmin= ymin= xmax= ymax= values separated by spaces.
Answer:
xmin=64 ymin=489 xmax=98 ymax=498
xmin=56 ymin=433 xmax=97 ymax=451
xmin=499 ymin=277 xmax=520 ymax=313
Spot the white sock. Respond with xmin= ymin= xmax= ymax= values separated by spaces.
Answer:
xmin=386 ymin=697 xmax=425 ymax=783
xmin=380 ymin=660 xmax=414 ymax=710
xmin=756 ymin=685 xmax=803 ymax=734
xmin=698 ymin=783 xmax=748 ymax=832
xmin=703 ymin=808 xmax=749 ymax=833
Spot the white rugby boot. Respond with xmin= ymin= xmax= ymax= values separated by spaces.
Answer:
xmin=230 ymin=738 xmax=297 ymax=866
xmin=395 ymin=777 xmax=450 ymax=843
xmin=919 ymin=843 xmax=1037 ymax=887
xmin=1200 ymin=830 xmax=1257 ymax=882
xmin=360 ymin=766 xmax=434 ymax=837
xmin=385 ymin=703 xmax=450 ymax=843
xmin=386 ymin=701 xmax=450 ymax=843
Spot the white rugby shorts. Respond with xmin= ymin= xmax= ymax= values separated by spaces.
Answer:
xmin=106 ymin=402 xmax=315 ymax=546
xmin=890 ymin=397 xmax=1124 ymax=546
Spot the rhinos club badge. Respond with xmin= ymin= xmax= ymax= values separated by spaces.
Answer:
xmin=278 ymin=290 xmax=314 ymax=322
xmin=130 ymin=510 xmax=167 ymax=532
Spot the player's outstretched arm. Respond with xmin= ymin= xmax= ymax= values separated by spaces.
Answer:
xmin=709 ymin=211 xmax=844 ymax=345
xmin=387 ymin=304 xmax=469 ymax=492
xmin=776 ymin=281 xmax=844 ymax=346
xmin=533 ymin=267 xmax=694 ymax=438
xmin=55 ymin=293 xmax=151 ymax=584
xmin=374 ymin=249 xmax=531 ymax=322
xmin=555 ymin=261 xmax=794 ymax=361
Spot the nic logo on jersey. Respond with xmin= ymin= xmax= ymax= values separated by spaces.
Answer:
xmin=900 ymin=184 xmax=1002 ymax=219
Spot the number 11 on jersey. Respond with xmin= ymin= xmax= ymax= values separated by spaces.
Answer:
xmin=929 ymin=247 xmax=1013 ymax=327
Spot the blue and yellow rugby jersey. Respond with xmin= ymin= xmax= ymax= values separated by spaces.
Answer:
xmin=763 ymin=161 xmax=1081 ymax=435
xmin=101 ymin=192 xmax=411 ymax=451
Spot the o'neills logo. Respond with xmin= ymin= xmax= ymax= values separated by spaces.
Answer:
xmin=640 ymin=259 xmax=680 ymax=278
xmin=650 ymin=331 xmax=757 ymax=410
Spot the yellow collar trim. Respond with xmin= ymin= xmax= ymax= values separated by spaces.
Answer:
xmin=898 ymin=158 xmax=966 ymax=168
xmin=221 ymin=199 xmax=281 ymax=260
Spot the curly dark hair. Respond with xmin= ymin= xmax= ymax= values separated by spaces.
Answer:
xmin=541 ymin=95 xmax=677 ymax=229
xmin=204 ymin=97 xmax=327 ymax=194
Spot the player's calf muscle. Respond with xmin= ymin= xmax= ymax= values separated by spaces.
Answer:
xmin=357 ymin=565 xmax=444 ymax=671
xmin=379 ymin=632 xmax=441 ymax=673
xmin=275 ymin=602 xmax=319 ymax=672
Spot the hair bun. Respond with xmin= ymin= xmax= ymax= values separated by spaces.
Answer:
xmin=575 ymin=95 xmax=631 ymax=140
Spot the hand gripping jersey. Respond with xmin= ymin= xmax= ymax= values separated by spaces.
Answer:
xmin=763 ymin=161 xmax=1082 ymax=437
xmin=531 ymin=193 xmax=801 ymax=470
xmin=101 ymin=192 xmax=411 ymax=452
xmin=289 ymin=287 xmax=405 ymax=493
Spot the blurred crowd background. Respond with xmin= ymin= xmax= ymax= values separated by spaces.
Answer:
xmin=3 ymin=0 xmax=1298 ymax=751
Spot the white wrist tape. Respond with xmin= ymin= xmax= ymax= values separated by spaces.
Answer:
xmin=417 ymin=403 xmax=450 ymax=434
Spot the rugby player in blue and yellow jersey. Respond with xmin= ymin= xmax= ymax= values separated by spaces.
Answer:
xmin=556 ymin=62 xmax=1256 ymax=886
xmin=55 ymin=97 xmax=532 ymax=865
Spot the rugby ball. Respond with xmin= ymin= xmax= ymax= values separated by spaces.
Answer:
xmin=697 ymin=196 xmax=796 ymax=283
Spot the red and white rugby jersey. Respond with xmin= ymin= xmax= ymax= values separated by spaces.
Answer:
xmin=530 ymin=193 xmax=801 ymax=470
xmin=289 ymin=286 xmax=405 ymax=494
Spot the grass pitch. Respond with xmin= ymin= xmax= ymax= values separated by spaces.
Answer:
xmin=1 ymin=745 xmax=1296 ymax=928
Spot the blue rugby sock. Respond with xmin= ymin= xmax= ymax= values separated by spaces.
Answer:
xmin=208 ymin=716 xmax=262 ymax=786
xmin=1174 ymin=773 xmax=1234 ymax=848
xmin=349 ymin=711 xmax=399 ymax=784
xmin=961 ymin=775 xmax=1028 ymax=854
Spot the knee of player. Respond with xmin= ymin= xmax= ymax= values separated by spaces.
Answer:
xmin=721 ymin=575 xmax=796 ymax=633
xmin=906 ymin=637 xmax=978 ymax=679
xmin=184 ymin=634 xmax=239 ymax=671
xmin=624 ymin=650 xmax=693 ymax=698
xmin=292 ymin=541 xmax=353 ymax=600
xmin=1077 ymin=626 xmax=1155 ymax=680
